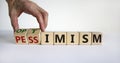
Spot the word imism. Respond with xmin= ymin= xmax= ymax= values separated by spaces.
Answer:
xmin=14 ymin=28 xmax=102 ymax=45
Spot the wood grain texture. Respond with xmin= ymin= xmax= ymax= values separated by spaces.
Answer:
xmin=27 ymin=28 xmax=41 ymax=45
xmin=54 ymin=32 xmax=67 ymax=45
xmin=41 ymin=32 xmax=53 ymax=45
xmin=14 ymin=29 xmax=28 ymax=45
xmin=67 ymin=32 xmax=79 ymax=45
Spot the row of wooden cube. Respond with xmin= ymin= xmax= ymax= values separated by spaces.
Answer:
xmin=14 ymin=28 xmax=102 ymax=45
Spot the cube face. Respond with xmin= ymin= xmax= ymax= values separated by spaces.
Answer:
xmin=41 ymin=32 xmax=53 ymax=45
xmin=54 ymin=32 xmax=67 ymax=45
xmin=14 ymin=28 xmax=102 ymax=45
xmin=67 ymin=32 xmax=79 ymax=45
xmin=91 ymin=32 xmax=102 ymax=45
xmin=80 ymin=32 xmax=92 ymax=45
xmin=27 ymin=28 xmax=41 ymax=45
xmin=14 ymin=29 xmax=28 ymax=44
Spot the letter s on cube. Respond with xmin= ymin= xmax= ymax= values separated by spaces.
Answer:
xmin=27 ymin=28 xmax=41 ymax=45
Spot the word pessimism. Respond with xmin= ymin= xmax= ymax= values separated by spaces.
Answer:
xmin=14 ymin=29 xmax=102 ymax=45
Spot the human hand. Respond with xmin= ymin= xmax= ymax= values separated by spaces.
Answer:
xmin=6 ymin=0 xmax=48 ymax=32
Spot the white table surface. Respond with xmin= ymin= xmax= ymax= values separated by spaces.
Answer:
xmin=0 ymin=30 xmax=120 ymax=63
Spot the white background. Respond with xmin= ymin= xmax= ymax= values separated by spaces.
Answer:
xmin=0 ymin=0 xmax=120 ymax=63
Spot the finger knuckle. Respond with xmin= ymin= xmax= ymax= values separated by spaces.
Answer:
xmin=43 ymin=11 xmax=48 ymax=16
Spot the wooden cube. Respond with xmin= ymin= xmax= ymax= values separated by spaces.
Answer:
xmin=27 ymin=28 xmax=41 ymax=45
xmin=91 ymin=32 xmax=102 ymax=45
xmin=67 ymin=32 xmax=79 ymax=45
xmin=41 ymin=32 xmax=53 ymax=45
xmin=54 ymin=32 xmax=67 ymax=45
xmin=80 ymin=32 xmax=91 ymax=45
xmin=14 ymin=29 xmax=28 ymax=44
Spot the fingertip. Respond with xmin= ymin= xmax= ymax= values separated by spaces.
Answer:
xmin=39 ymin=24 xmax=45 ymax=32
xmin=13 ymin=27 xmax=19 ymax=32
xmin=40 ymin=28 xmax=45 ymax=32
